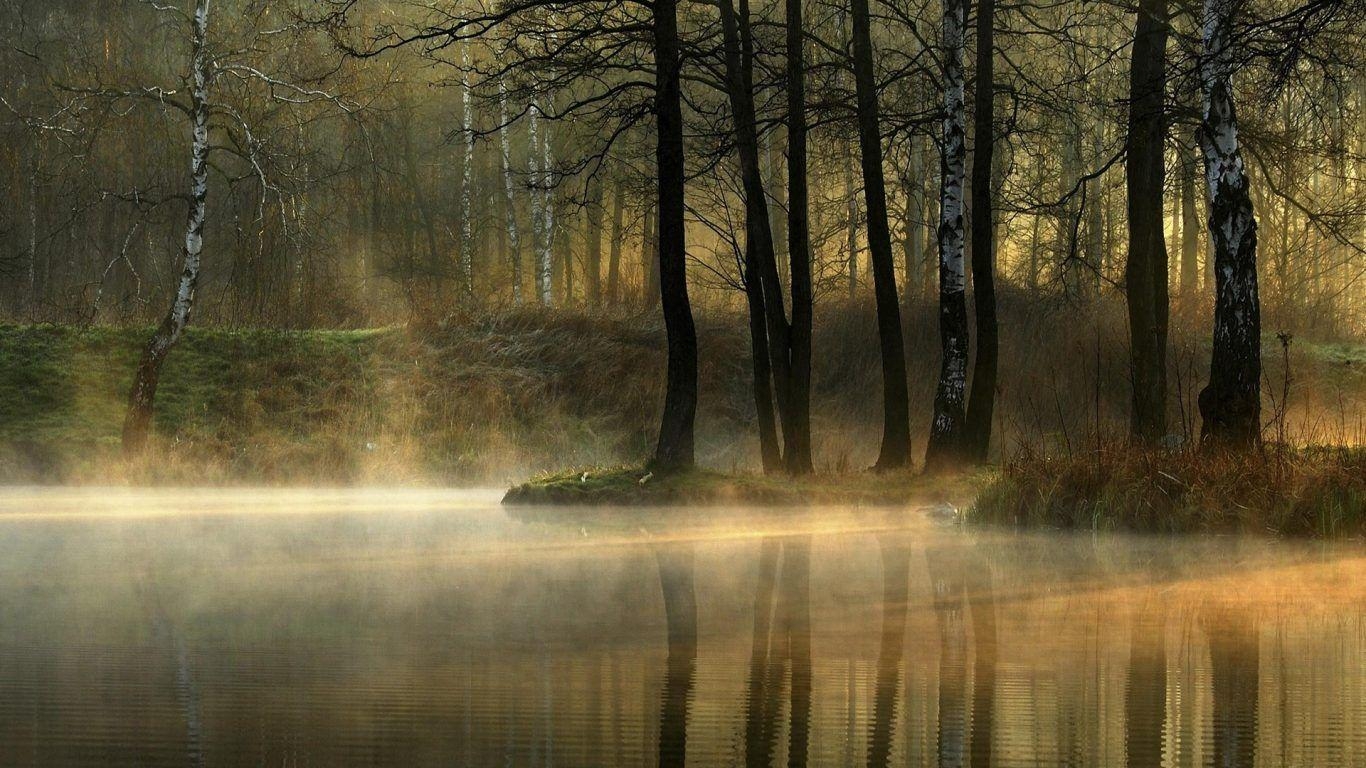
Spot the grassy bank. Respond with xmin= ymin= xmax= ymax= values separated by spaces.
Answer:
xmin=1 ymin=300 xmax=1362 ymax=486
xmin=969 ymin=446 xmax=1365 ymax=537
xmin=503 ymin=466 xmax=983 ymax=507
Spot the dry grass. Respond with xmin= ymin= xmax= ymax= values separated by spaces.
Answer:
xmin=0 ymin=296 xmax=1361 ymax=487
xmin=970 ymin=444 xmax=1366 ymax=537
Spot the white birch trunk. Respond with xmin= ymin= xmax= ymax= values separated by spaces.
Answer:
xmin=540 ymin=99 xmax=555 ymax=305
xmin=123 ymin=0 xmax=211 ymax=452
xmin=459 ymin=40 xmax=475 ymax=298
xmin=500 ymin=80 xmax=522 ymax=304
xmin=927 ymin=0 xmax=969 ymax=457
xmin=1197 ymin=0 xmax=1261 ymax=444
xmin=528 ymin=95 xmax=547 ymax=304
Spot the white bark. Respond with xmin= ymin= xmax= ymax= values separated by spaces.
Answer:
xmin=158 ymin=0 xmax=211 ymax=356
xmin=931 ymin=0 xmax=969 ymax=441
xmin=1199 ymin=0 xmax=1255 ymax=268
xmin=528 ymin=95 xmax=548 ymax=304
xmin=500 ymin=79 xmax=522 ymax=304
xmin=540 ymin=99 xmax=555 ymax=305
xmin=459 ymin=40 xmax=475 ymax=298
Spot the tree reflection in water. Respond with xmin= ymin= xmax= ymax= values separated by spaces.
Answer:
xmin=655 ymin=545 xmax=697 ymax=768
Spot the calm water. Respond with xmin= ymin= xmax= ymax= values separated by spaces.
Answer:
xmin=0 ymin=488 xmax=1361 ymax=767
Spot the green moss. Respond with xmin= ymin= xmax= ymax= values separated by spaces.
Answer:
xmin=503 ymin=465 xmax=985 ymax=507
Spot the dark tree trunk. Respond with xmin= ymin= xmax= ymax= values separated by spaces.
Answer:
xmin=650 ymin=0 xmax=698 ymax=470
xmin=785 ymin=0 xmax=814 ymax=474
xmin=1197 ymin=0 xmax=1261 ymax=447
xmin=964 ymin=0 xmax=999 ymax=464
xmin=1180 ymin=142 xmax=1201 ymax=299
xmin=744 ymin=238 xmax=783 ymax=472
xmin=607 ymin=178 xmax=624 ymax=305
xmin=850 ymin=0 xmax=912 ymax=470
xmin=585 ymin=178 xmax=604 ymax=306
xmin=720 ymin=0 xmax=794 ymax=473
xmin=1124 ymin=0 xmax=1170 ymax=444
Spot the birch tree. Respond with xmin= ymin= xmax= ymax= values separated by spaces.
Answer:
xmin=926 ymin=0 xmax=971 ymax=468
xmin=499 ymin=79 xmax=523 ymax=304
xmin=459 ymin=40 xmax=475 ymax=299
xmin=123 ymin=0 xmax=214 ymax=454
xmin=1196 ymin=0 xmax=1260 ymax=446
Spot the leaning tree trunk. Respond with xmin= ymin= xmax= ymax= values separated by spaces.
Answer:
xmin=963 ymin=0 xmax=998 ymax=464
xmin=651 ymin=0 xmax=698 ymax=470
xmin=1197 ymin=0 xmax=1260 ymax=447
xmin=1124 ymin=0 xmax=1170 ymax=444
xmin=926 ymin=0 xmax=971 ymax=470
xmin=744 ymin=238 xmax=783 ymax=472
xmin=850 ymin=0 xmax=913 ymax=470
xmin=785 ymin=0 xmax=814 ymax=474
xmin=499 ymin=80 xmax=523 ymax=304
xmin=720 ymin=0 xmax=794 ymax=472
xmin=122 ymin=0 xmax=211 ymax=456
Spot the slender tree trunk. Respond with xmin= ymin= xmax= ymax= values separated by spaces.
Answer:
xmin=607 ymin=178 xmax=624 ymax=304
xmin=844 ymin=147 xmax=859 ymax=299
xmin=850 ymin=0 xmax=912 ymax=470
xmin=528 ymin=98 xmax=550 ymax=305
xmin=926 ymin=0 xmax=971 ymax=469
xmin=123 ymin=0 xmax=210 ymax=455
xmin=1197 ymin=0 xmax=1260 ymax=447
xmin=1124 ymin=0 xmax=1170 ymax=443
xmin=720 ymin=0 xmax=794 ymax=472
xmin=651 ymin=0 xmax=698 ymax=470
xmin=26 ymin=148 xmax=38 ymax=315
xmin=963 ymin=0 xmax=998 ymax=464
xmin=785 ymin=0 xmax=814 ymax=474
xmin=642 ymin=203 xmax=660 ymax=307
xmin=585 ymin=178 xmax=604 ymax=306
xmin=500 ymin=80 xmax=523 ymax=304
xmin=1180 ymin=140 xmax=1201 ymax=300
xmin=459 ymin=40 xmax=475 ymax=299
xmin=1087 ymin=129 xmax=1106 ymax=295
xmin=900 ymin=140 xmax=924 ymax=293
xmin=744 ymin=239 xmax=783 ymax=472
xmin=541 ymin=99 xmax=556 ymax=305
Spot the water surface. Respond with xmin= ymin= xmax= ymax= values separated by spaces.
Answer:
xmin=0 ymin=488 xmax=1361 ymax=767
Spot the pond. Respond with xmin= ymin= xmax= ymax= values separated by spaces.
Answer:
xmin=0 ymin=488 xmax=1361 ymax=767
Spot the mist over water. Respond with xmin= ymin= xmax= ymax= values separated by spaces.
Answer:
xmin=0 ymin=489 xmax=1361 ymax=767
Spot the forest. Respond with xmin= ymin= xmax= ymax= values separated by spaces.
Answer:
xmin=0 ymin=0 xmax=1363 ymax=529
xmin=2 ymin=3 xmax=1366 ymax=765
